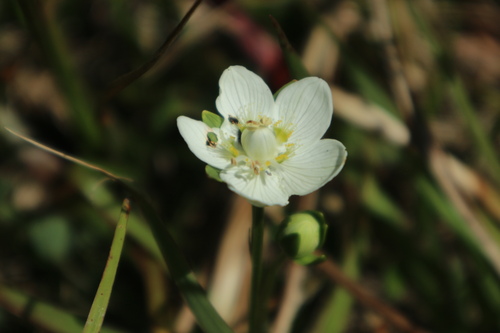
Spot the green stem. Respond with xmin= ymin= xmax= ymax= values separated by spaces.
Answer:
xmin=249 ymin=206 xmax=265 ymax=333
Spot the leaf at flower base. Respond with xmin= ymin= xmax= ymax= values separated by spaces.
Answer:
xmin=206 ymin=165 xmax=223 ymax=182
xmin=202 ymin=110 xmax=224 ymax=128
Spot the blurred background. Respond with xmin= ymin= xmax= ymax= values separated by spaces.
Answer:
xmin=1 ymin=0 xmax=500 ymax=332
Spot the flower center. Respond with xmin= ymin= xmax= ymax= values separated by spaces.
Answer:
xmin=241 ymin=124 xmax=278 ymax=162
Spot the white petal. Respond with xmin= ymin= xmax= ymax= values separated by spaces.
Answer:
xmin=215 ymin=66 xmax=275 ymax=121
xmin=220 ymin=168 xmax=289 ymax=207
xmin=177 ymin=116 xmax=229 ymax=170
xmin=219 ymin=118 xmax=240 ymax=139
xmin=279 ymin=139 xmax=346 ymax=196
xmin=275 ymin=77 xmax=333 ymax=145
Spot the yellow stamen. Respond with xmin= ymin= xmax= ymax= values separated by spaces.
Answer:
xmin=274 ymin=127 xmax=292 ymax=144
xmin=229 ymin=146 xmax=240 ymax=157
xmin=276 ymin=154 xmax=289 ymax=163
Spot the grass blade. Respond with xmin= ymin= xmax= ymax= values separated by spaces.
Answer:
xmin=83 ymin=198 xmax=131 ymax=333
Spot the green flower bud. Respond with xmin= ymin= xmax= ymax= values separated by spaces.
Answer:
xmin=277 ymin=210 xmax=328 ymax=265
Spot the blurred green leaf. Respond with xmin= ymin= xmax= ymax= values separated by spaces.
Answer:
xmin=312 ymin=247 xmax=359 ymax=333
xmin=0 ymin=285 xmax=124 ymax=333
xmin=345 ymin=63 xmax=399 ymax=118
xmin=383 ymin=266 xmax=406 ymax=300
xmin=361 ymin=176 xmax=407 ymax=228
xmin=448 ymin=77 xmax=500 ymax=184
xmin=205 ymin=165 xmax=223 ymax=182
xmin=28 ymin=216 xmax=71 ymax=264
xmin=414 ymin=176 xmax=477 ymax=249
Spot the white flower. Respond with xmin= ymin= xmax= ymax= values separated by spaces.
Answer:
xmin=177 ymin=66 xmax=347 ymax=207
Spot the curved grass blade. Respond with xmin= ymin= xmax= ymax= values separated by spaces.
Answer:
xmin=448 ymin=77 xmax=500 ymax=184
xmin=14 ymin=0 xmax=100 ymax=148
xmin=101 ymin=0 xmax=203 ymax=103
xmin=361 ymin=176 xmax=408 ymax=228
xmin=0 ymin=285 xmax=123 ymax=333
xmin=5 ymin=128 xmax=234 ymax=333
xmin=83 ymin=198 xmax=131 ymax=333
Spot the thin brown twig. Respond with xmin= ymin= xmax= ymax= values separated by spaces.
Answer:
xmin=101 ymin=0 xmax=204 ymax=103
xmin=5 ymin=127 xmax=132 ymax=182
xmin=316 ymin=259 xmax=430 ymax=333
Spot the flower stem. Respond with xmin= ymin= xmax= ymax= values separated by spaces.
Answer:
xmin=249 ymin=205 xmax=265 ymax=333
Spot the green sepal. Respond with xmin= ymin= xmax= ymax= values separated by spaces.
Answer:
xmin=202 ymin=110 xmax=223 ymax=128
xmin=205 ymin=165 xmax=223 ymax=182
xmin=273 ymin=80 xmax=298 ymax=100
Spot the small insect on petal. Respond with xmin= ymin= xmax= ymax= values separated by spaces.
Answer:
xmin=229 ymin=116 xmax=239 ymax=125
xmin=206 ymin=132 xmax=218 ymax=148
